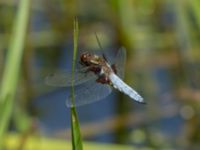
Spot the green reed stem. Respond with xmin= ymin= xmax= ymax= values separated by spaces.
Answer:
xmin=70 ymin=18 xmax=83 ymax=150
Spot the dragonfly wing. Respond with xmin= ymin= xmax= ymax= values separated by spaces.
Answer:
xmin=45 ymin=69 xmax=96 ymax=87
xmin=109 ymin=73 xmax=144 ymax=103
xmin=114 ymin=47 xmax=126 ymax=79
xmin=66 ymin=80 xmax=112 ymax=107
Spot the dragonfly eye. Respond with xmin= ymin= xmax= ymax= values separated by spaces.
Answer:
xmin=81 ymin=53 xmax=88 ymax=62
xmin=81 ymin=53 xmax=94 ymax=67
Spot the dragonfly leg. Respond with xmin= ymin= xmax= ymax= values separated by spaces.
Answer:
xmin=79 ymin=66 xmax=101 ymax=77
xmin=87 ymin=65 xmax=101 ymax=74
xmin=96 ymin=75 xmax=110 ymax=84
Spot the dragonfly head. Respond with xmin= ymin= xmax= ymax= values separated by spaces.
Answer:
xmin=80 ymin=52 xmax=100 ymax=66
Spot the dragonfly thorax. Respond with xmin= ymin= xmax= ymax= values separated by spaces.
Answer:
xmin=80 ymin=52 xmax=114 ymax=85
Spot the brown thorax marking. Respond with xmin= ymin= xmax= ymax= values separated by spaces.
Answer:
xmin=91 ymin=54 xmax=113 ymax=76
xmin=80 ymin=52 xmax=114 ymax=84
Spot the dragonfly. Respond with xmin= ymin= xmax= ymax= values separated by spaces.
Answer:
xmin=45 ymin=48 xmax=144 ymax=107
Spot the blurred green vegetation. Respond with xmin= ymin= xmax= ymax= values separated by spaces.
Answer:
xmin=5 ymin=134 xmax=135 ymax=150
xmin=0 ymin=0 xmax=30 ymax=147
xmin=0 ymin=0 xmax=200 ymax=149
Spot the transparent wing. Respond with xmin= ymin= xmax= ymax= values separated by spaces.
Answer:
xmin=66 ymin=79 xmax=112 ymax=107
xmin=45 ymin=48 xmax=115 ymax=87
xmin=113 ymin=47 xmax=126 ymax=79
xmin=45 ymin=69 xmax=96 ymax=87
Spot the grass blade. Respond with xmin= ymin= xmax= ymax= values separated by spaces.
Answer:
xmin=0 ymin=0 xmax=30 ymax=147
xmin=70 ymin=18 xmax=83 ymax=150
